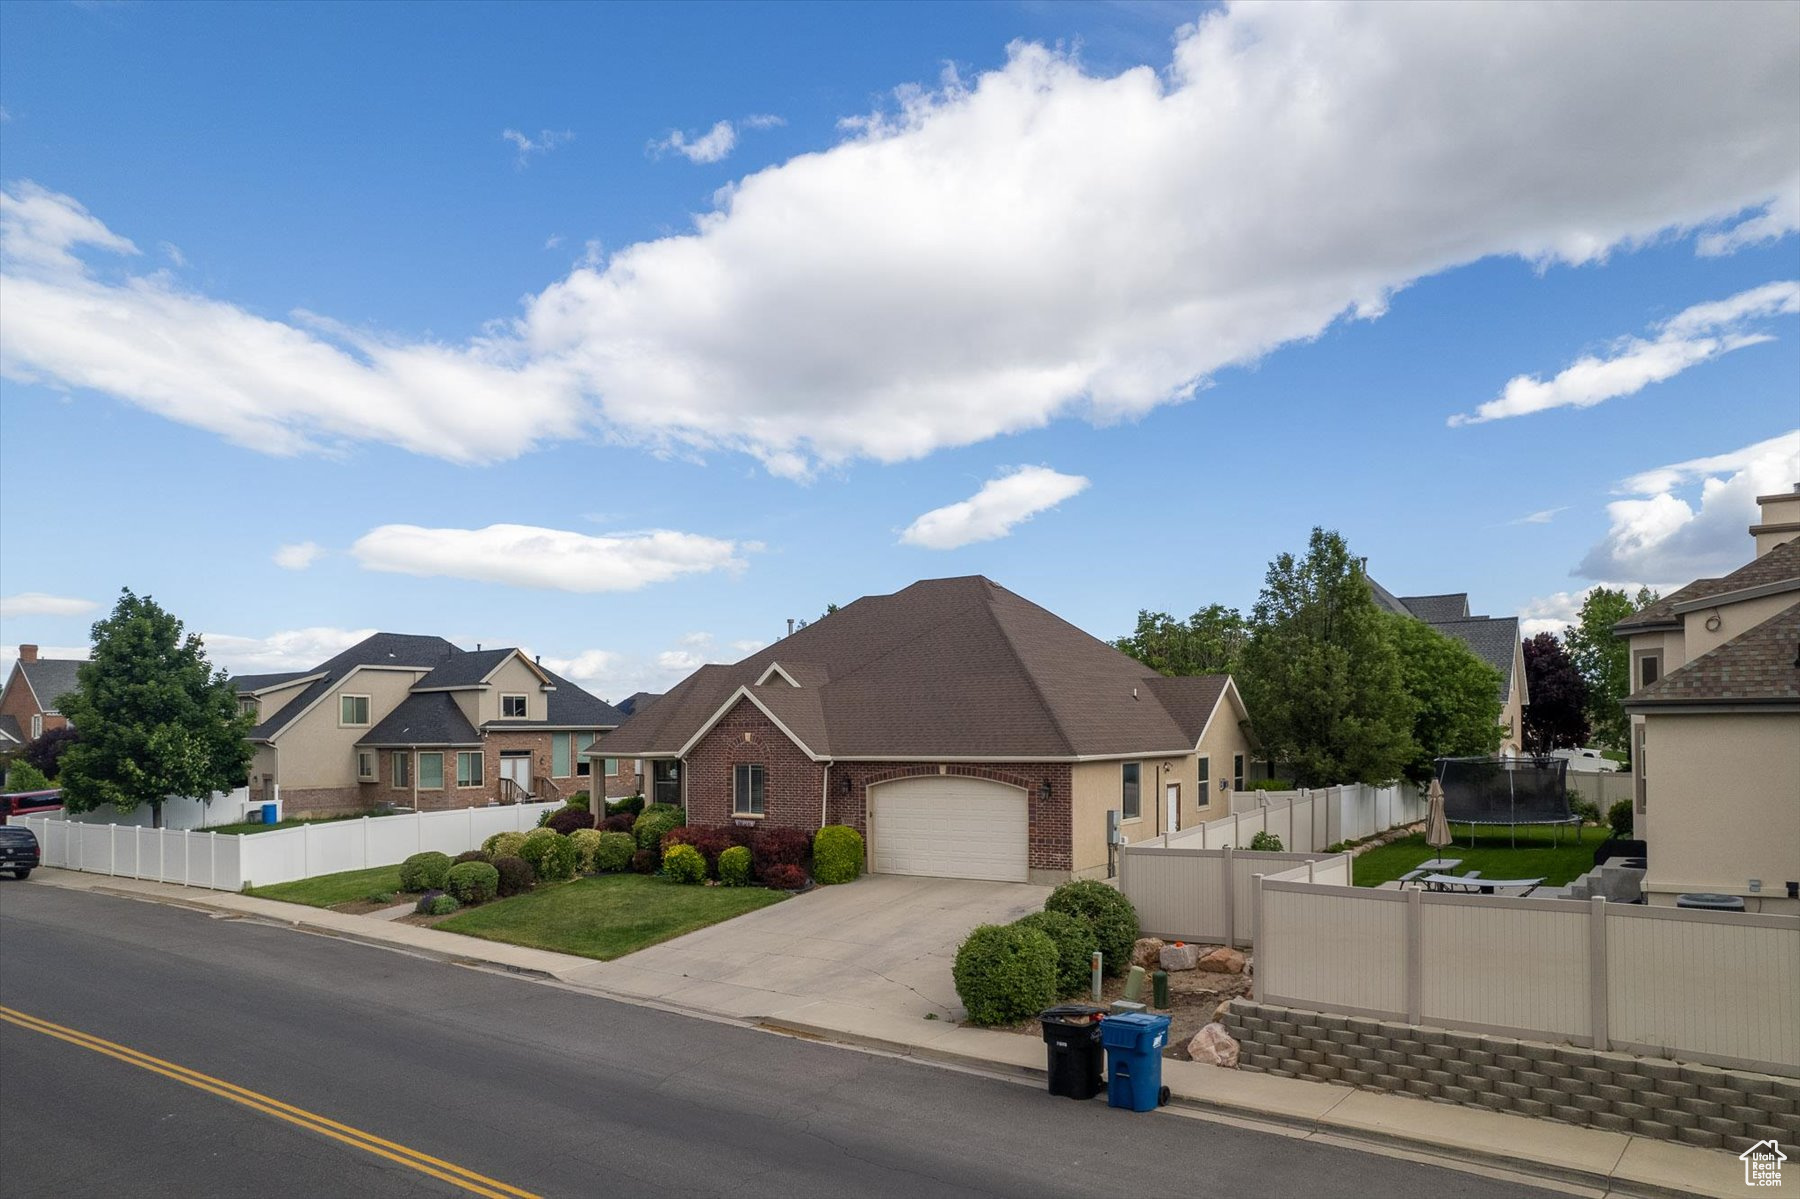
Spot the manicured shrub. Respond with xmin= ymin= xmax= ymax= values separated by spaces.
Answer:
xmin=453 ymin=849 xmax=491 ymax=866
xmin=630 ymin=848 xmax=657 ymax=875
xmin=4 ymin=761 xmax=52 ymax=792
xmin=642 ymin=801 xmax=683 ymax=820
xmin=548 ymin=806 xmax=596 ymax=836
xmin=1013 ymin=910 xmax=1098 ymax=998
xmin=568 ymin=828 xmax=604 ymax=873
xmin=812 ymin=825 xmax=864 ymax=885
xmin=662 ymin=843 xmax=707 ymax=884
xmin=750 ymin=827 xmax=809 ymax=876
xmin=415 ymin=889 xmax=449 ymax=914
xmin=607 ymin=795 xmax=645 ymax=818
xmin=492 ymin=855 xmax=535 ymax=897
xmin=717 ymin=845 xmax=753 ymax=887
xmin=482 ymin=831 xmax=527 ymax=859
xmin=1607 ymin=799 xmax=1633 ymax=839
xmin=953 ymin=924 xmax=1058 ymax=1026
xmin=1248 ymin=830 xmax=1284 ymax=852
xmin=426 ymin=893 xmax=460 ymax=916
xmin=566 ymin=792 xmax=590 ymax=811
xmin=445 ymin=861 xmax=500 ymax=905
xmin=634 ymin=807 xmax=684 ymax=851
xmin=522 ymin=830 xmax=579 ymax=883
xmin=398 ymin=851 xmax=452 ymax=893
xmin=599 ymin=813 xmax=636 ymax=834
xmin=1044 ymin=880 xmax=1140 ymax=977
xmin=663 ymin=824 xmax=737 ymax=873
xmin=761 ymin=863 xmax=807 ymax=891
xmin=594 ymin=831 xmax=635 ymax=873
xmin=1569 ymin=791 xmax=1600 ymax=825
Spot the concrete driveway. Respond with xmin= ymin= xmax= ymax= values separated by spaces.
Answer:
xmin=561 ymin=874 xmax=1049 ymax=1028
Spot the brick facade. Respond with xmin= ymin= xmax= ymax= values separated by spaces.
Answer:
xmin=0 ymin=667 xmax=70 ymax=742
xmin=680 ymin=699 xmax=1077 ymax=875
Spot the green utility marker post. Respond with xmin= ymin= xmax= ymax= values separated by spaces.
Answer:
xmin=1152 ymin=970 xmax=1169 ymax=1010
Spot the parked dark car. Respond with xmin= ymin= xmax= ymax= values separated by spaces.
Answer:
xmin=0 ymin=825 xmax=40 ymax=879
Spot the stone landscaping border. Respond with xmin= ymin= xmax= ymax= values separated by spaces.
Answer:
xmin=1222 ymin=998 xmax=1800 ymax=1153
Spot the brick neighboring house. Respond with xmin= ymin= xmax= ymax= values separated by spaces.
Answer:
xmin=0 ymin=644 xmax=84 ymax=751
xmin=1368 ymin=580 xmax=1530 ymax=753
xmin=238 ymin=633 xmax=636 ymax=817
xmin=588 ymin=576 xmax=1258 ymax=883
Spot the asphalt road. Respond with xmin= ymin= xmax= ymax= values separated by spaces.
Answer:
xmin=0 ymin=882 xmax=1562 ymax=1199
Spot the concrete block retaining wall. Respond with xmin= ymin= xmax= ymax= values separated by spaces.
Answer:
xmin=1222 ymin=999 xmax=1800 ymax=1153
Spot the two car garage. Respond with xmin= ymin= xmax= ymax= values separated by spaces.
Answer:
xmin=866 ymin=775 xmax=1029 ymax=883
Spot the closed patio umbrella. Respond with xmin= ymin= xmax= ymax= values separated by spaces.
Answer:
xmin=1425 ymin=778 xmax=1452 ymax=852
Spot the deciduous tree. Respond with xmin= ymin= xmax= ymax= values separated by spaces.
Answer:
xmin=1521 ymin=633 xmax=1590 ymax=754
xmin=1386 ymin=613 xmax=1503 ymax=784
xmin=20 ymin=724 xmax=79 ymax=781
xmin=1113 ymin=604 xmax=1247 ymax=676
xmin=1562 ymin=586 xmax=1657 ymax=761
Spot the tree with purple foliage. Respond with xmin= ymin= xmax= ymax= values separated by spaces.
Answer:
xmin=22 ymin=725 xmax=79 ymax=781
xmin=1522 ymin=633 xmax=1590 ymax=754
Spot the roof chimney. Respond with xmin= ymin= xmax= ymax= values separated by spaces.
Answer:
xmin=1750 ymin=483 xmax=1800 ymax=557
xmin=18 ymin=644 xmax=38 ymax=663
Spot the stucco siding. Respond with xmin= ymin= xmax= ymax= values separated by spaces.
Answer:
xmin=1682 ymin=590 xmax=1798 ymax=660
xmin=274 ymin=667 xmax=427 ymax=789
xmin=479 ymin=657 xmax=546 ymax=724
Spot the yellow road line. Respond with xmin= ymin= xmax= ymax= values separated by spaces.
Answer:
xmin=0 ymin=1004 xmax=541 ymax=1199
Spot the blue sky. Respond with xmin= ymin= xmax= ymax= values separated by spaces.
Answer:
xmin=2 ymin=1 xmax=1797 ymax=699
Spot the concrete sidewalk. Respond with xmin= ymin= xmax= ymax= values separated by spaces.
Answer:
xmin=29 ymin=869 xmax=1746 ymax=1198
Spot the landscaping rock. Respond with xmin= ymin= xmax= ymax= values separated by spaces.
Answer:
xmin=1213 ymin=998 xmax=1236 ymax=1023
xmin=1188 ymin=1023 xmax=1240 ymax=1068
xmin=1131 ymin=937 xmax=1166 ymax=969
xmin=1198 ymin=947 xmax=1248 ymax=974
xmin=1159 ymin=943 xmax=1199 ymax=972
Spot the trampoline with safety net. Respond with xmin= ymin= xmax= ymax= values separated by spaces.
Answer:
xmin=1433 ymin=756 xmax=1578 ymax=847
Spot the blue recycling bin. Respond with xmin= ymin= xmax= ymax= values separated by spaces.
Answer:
xmin=1100 ymin=1012 xmax=1172 ymax=1112
xmin=261 ymin=802 xmax=278 ymax=825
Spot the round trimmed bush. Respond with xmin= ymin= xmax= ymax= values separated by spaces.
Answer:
xmin=453 ymin=849 xmax=491 ymax=866
xmin=1043 ymin=880 xmax=1139 ymax=977
xmin=812 ymin=825 xmax=864 ymax=885
xmin=492 ymin=855 xmax=535 ymax=897
xmin=398 ymin=851 xmax=452 ymax=893
xmin=1013 ymin=910 xmax=1098 ymax=998
xmin=630 ymin=848 xmax=657 ymax=875
xmin=760 ymin=863 xmax=807 ymax=891
xmin=662 ymin=843 xmax=707 ymax=883
xmin=445 ymin=861 xmax=500 ymax=905
xmin=750 ymin=827 xmax=809 ymax=876
xmin=1607 ymin=798 xmax=1633 ymax=839
xmin=482 ymin=831 xmax=527 ymax=859
xmin=568 ymin=828 xmax=604 ymax=873
xmin=607 ymin=795 xmax=645 ymax=818
xmin=599 ymin=813 xmax=636 ymax=834
xmin=717 ymin=845 xmax=752 ymax=887
xmin=547 ymin=806 xmax=596 ymax=836
xmin=634 ymin=808 xmax=683 ymax=851
xmin=594 ymin=831 xmax=635 ymax=873
xmin=426 ymin=893 xmax=459 ymax=916
xmin=566 ymin=792 xmax=590 ymax=811
xmin=522 ymin=830 xmax=579 ymax=882
xmin=953 ymin=923 xmax=1058 ymax=1026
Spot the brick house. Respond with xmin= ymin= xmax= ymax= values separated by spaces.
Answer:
xmin=238 ymin=633 xmax=637 ymax=816
xmin=589 ymin=576 xmax=1257 ymax=883
xmin=0 ymin=644 xmax=83 ymax=750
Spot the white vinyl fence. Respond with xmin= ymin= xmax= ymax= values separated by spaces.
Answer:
xmin=1171 ymin=782 xmax=1426 ymax=853
xmin=1254 ymin=877 xmax=1800 ymax=1075
xmin=20 ymin=801 xmax=561 ymax=892
xmin=1119 ymin=843 xmax=1354 ymax=948
xmin=41 ymin=787 xmax=261 ymax=831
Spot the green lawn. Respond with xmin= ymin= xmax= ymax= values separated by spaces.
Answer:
xmin=246 ymin=864 xmax=405 ymax=908
xmin=1353 ymin=824 xmax=1598 ymax=888
xmin=436 ymin=875 xmax=786 ymax=960
xmin=206 ymin=813 xmax=371 ymax=836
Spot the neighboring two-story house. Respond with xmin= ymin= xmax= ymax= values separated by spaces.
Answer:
xmin=1615 ymin=486 xmax=1799 ymax=913
xmin=0 ymin=644 xmax=84 ymax=750
xmin=589 ymin=575 xmax=1258 ymax=884
xmin=236 ymin=633 xmax=636 ymax=816
xmin=1369 ymin=581 xmax=1530 ymax=753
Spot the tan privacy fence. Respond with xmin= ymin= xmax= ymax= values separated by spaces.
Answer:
xmin=1119 ymin=844 xmax=1353 ymax=947
xmin=1255 ymin=878 xmax=1800 ymax=1075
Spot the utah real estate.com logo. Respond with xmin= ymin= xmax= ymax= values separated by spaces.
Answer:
xmin=1742 ymin=1140 xmax=1786 ymax=1188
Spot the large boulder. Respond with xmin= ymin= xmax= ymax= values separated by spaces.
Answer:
xmin=1131 ymin=937 xmax=1166 ymax=969
xmin=1158 ymin=942 xmax=1199 ymax=972
xmin=1198 ymin=946 xmax=1248 ymax=974
xmin=1188 ymin=1022 xmax=1240 ymax=1068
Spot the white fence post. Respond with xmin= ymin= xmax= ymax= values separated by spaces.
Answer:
xmin=210 ymin=831 xmax=218 ymax=888
xmin=1589 ymin=897 xmax=1610 ymax=1051
xmin=109 ymin=824 xmax=117 ymax=876
xmin=362 ymin=816 xmax=371 ymax=870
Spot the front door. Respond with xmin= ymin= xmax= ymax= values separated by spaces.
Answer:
xmin=1166 ymin=782 xmax=1181 ymax=832
xmin=500 ymin=753 xmax=532 ymax=796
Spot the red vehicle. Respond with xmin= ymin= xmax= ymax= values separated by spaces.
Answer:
xmin=0 ymin=789 xmax=63 ymax=825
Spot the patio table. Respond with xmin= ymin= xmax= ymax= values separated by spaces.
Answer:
xmin=1417 ymin=872 xmax=1543 ymax=896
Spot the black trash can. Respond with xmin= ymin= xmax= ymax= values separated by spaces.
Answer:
xmin=1039 ymin=1005 xmax=1106 ymax=1100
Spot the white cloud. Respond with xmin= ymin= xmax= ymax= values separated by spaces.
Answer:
xmin=502 ymin=128 xmax=573 ymax=167
xmin=1516 ymin=585 xmax=1666 ymax=639
xmin=349 ymin=523 xmax=746 ymax=592
xmin=730 ymin=638 xmax=767 ymax=653
xmin=273 ymin=541 xmax=325 ymax=570
xmin=0 ymin=593 xmax=100 ymax=619
xmin=1698 ymin=187 xmax=1800 ymax=257
xmin=3 ymin=7 xmax=1797 ymax=476
xmin=1451 ymin=281 xmax=1799 ymax=426
xmin=1509 ymin=507 xmax=1567 ymax=526
xmin=901 ymin=466 xmax=1089 ymax=549
xmin=742 ymin=114 xmax=786 ymax=131
xmin=0 ymin=643 xmax=88 ymax=682
xmin=536 ymin=630 xmax=765 ymax=700
xmin=159 ymin=241 xmax=187 ymax=268
xmin=544 ymin=234 xmax=564 ymax=250
xmin=1577 ymin=431 xmax=1800 ymax=581
xmin=652 ymin=120 xmax=738 ymax=164
xmin=198 ymin=626 xmax=376 ymax=675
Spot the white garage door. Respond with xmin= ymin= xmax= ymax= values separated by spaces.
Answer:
xmin=870 ymin=776 xmax=1029 ymax=882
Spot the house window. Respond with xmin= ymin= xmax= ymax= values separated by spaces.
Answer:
xmin=30 ymin=714 xmax=42 ymax=739
xmin=604 ymin=757 xmax=620 ymax=778
xmin=339 ymin=694 xmax=371 ymax=726
xmin=1233 ymin=754 xmax=1246 ymax=792
xmin=457 ymin=751 xmax=483 ymax=788
xmin=552 ymin=733 xmax=573 ymax=778
xmin=1121 ymin=762 xmax=1141 ymax=821
xmin=1640 ymin=654 xmax=1661 ymax=689
xmin=575 ymin=732 xmax=596 ymax=776
xmin=357 ymin=751 xmax=376 ymax=782
xmin=733 ymin=763 xmax=766 ymax=817
xmin=1197 ymin=756 xmax=1210 ymax=799
xmin=501 ymin=694 xmax=528 ymax=718
xmin=239 ymin=697 xmax=257 ymax=717
xmin=392 ymin=751 xmax=411 ymax=788
xmin=417 ymin=752 xmax=444 ymax=790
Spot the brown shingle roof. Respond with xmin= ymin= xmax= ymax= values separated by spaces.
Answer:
xmin=1625 ymin=602 xmax=1800 ymax=708
xmin=593 ymin=576 xmax=1230 ymax=759
xmin=1615 ymin=538 xmax=1800 ymax=632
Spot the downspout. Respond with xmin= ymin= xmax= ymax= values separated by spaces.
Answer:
xmin=820 ymin=761 xmax=832 ymax=828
